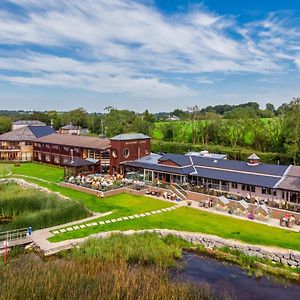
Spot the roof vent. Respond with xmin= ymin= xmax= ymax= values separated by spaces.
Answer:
xmin=247 ymin=153 xmax=260 ymax=166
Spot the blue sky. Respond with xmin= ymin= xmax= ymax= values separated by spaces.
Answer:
xmin=0 ymin=0 xmax=300 ymax=112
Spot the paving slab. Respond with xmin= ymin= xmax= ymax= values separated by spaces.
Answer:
xmin=145 ymin=212 xmax=151 ymax=216
xmin=166 ymin=207 xmax=172 ymax=211
xmin=111 ymin=219 xmax=117 ymax=222
xmin=134 ymin=215 xmax=141 ymax=218
xmin=98 ymin=221 xmax=105 ymax=225
xmin=123 ymin=216 xmax=129 ymax=220
xmin=139 ymin=213 xmax=146 ymax=217
xmin=117 ymin=218 xmax=123 ymax=221
xmin=104 ymin=220 xmax=111 ymax=224
xmin=86 ymin=223 xmax=93 ymax=227
xmin=66 ymin=227 xmax=73 ymax=231
xmin=129 ymin=216 xmax=135 ymax=219
xmin=59 ymin=229 xmax=66 ymax=233
xmin=91 ymin=222 xmax=97 ymax=226
xmin=52 ymin=230 xmax=60 ymax=235
xmin=79 ymin=225 xmax=86 ymax=228
xmin=73 ymin=225 xmax=80 ymax=229
xmin=151 ymin=211 xmax=157 ymax=214
xmin=156 ymin=210 xmax=162 ymax=213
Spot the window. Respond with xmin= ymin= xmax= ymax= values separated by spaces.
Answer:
xmin=123 ymin=148 xmax=130 ymax=158
xmin=112 ymin=149 xmax=118 ymax=158
xmin=145 ymin=149 xmax=149 ymax=155
xmin=231 ymin=182 xmax=238 ymax=189
xmin=241 ymin=184 xmax=246 ymax=191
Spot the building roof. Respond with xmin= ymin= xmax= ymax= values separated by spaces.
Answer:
xmin=0 ymin=126 xmax=55 ymax=141
xmin=60 ymin=124 xmax=79 ymax=130
xmin=110 ymin=133 xmax=150 ymax=141
xmin=158 ymin=153 xmax=288 ymax=177
xmin=64 ymin=157 xmax=96 ymax=167
xmin=122 ymin=152 xmax=291 ymax=189
xmin=276 ymin=165 xmax=300 ymax=192
xmin=13 ymin=120 xmax=46 ymax=126
xmin=35 ymin=133 xmax=110 ymax=150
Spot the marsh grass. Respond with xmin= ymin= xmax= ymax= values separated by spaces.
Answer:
xmin=0 ymin=183 xmax=89 ymax=231
xmin=1 ymin=235 xmax=225 ymax=300
xmin=67 ymin=233 xmax=182 ymax=267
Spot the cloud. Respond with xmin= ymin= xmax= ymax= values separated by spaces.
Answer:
xmin=0 ymin=0 xmax=299 ymax=99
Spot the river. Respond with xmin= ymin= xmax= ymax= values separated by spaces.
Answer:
xmin=174 ymin=252 xmax=300 ymax=300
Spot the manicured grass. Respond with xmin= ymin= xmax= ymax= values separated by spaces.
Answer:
xmin=55 ymin=193 xmax=173 ymax=232
xmin=50 ymin=207 xmax=300 ymax=252
xmin=0 ymin=162 xmax=64 ymax=183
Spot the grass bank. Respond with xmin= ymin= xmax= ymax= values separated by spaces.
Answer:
xmin=50 ymin=207 xmax=300 ymax=252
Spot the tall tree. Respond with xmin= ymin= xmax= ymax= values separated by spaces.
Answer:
xmin=283 ymin=98 xmax=300 ymax=164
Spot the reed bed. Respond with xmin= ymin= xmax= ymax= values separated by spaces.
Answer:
xmin=68 ymin=233 xmax=183 ymax=267
xmin=0 ymin=183 xmax=89 ymax=231
xmin=0 ymin=255 xmax=221 ymax=300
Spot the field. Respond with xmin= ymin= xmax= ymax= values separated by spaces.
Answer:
xmin=1 ymin=163 xmax=300 ymax=252
xmin=0 ymin=183 xmax=89 ymax=231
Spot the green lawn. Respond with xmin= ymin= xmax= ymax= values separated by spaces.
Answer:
xmin=0 ymin=162 xmax=64 ymax=182
xmin=50 ymin=206 xmax=300 ymax=252
xmin=55 ymin=193 xmax=173 ymax=232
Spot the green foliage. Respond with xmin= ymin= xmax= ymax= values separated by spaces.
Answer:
xmin=0 ymin=116 xmax=12 ymax=134
xmin=283 ymin=98 xmax=300 ymax=164
xmin=0 ymin=183 xmax=89 ymax=231
xmin=70 ymin=233 xmax=182 ymax=267
xmin=151 ymin=140 xmax=292 ymax=165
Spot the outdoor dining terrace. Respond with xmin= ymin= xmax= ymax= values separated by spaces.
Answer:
xmin=66 ymin=173 xmax=147 ymax=193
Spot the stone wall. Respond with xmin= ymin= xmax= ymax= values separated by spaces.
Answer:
xmin=42 ymin=228 xmax=300 ymax=268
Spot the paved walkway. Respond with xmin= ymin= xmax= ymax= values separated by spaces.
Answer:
xmin=31 ymin=203 xmax=182 ymax=254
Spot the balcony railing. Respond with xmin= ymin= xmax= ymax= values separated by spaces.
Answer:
xmin=0 ymin=146 xmax=21 ymax=151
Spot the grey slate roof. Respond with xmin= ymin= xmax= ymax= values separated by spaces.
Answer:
xmin=123 ymin=152 xmax=291 ymax=189
xmin=276 ymin=165 xmax=300 ymax=192
xmin=110 ymin=133 xmax=150 ymax=141
xmin=64 ymin=158 xmax=96 ymax=167
xmin=0 ymin=126 xmax=55 ymax=141
xmin=159 ymin=153 xmax=288 ymax=176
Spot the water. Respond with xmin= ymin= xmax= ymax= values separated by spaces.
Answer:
xmin=175 ymin=252 xmax=300 ymax=300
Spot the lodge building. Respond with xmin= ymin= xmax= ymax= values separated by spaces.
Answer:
xmin=122 ymin=152 xmax=300 ymax=204
xmin=0 ymin=125 xmax=300 ymax=204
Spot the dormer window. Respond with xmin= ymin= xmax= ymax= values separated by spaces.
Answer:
xmin=247 ymin=153 xmax=260 ymax=166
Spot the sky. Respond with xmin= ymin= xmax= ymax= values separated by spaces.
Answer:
xmin=0 ymin=0 xmax=300 ymax=113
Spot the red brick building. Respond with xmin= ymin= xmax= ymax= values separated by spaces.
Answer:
xmin=33 ymin=132 xmax=150 ymax=175
xmin=109 ymin=133 xmax=151 ymax=175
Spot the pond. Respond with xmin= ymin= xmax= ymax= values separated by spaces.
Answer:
xmin=174 ymin=252 xmax=300 ymax=300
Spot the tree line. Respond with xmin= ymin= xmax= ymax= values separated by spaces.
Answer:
xmin=0 ymin=98 xmax=299 ymax=163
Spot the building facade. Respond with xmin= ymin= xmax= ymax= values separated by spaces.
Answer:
xmin=33 ymin=134 xmax=111 ymax=173
xmin=0 ymin=126 xmax=55 ymax=161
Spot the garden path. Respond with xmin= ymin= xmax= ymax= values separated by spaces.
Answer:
xmin=31 ymin=203 xmax=182 ymax=255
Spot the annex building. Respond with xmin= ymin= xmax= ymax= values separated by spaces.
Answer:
xmin=122 ymin=152 xmax=300 ymax=205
